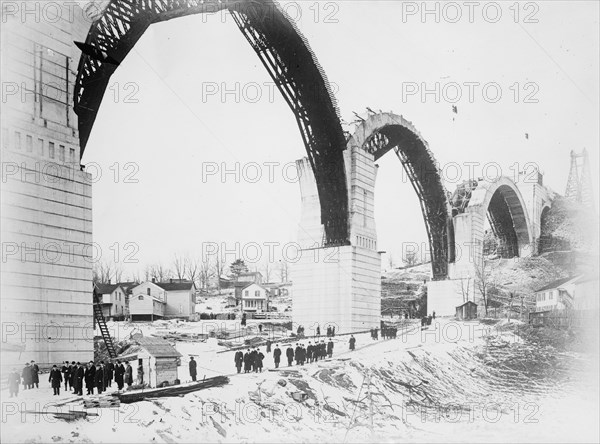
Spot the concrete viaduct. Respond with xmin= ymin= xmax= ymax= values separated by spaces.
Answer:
xmin=1 ymin=0 xmax=553 ymax=367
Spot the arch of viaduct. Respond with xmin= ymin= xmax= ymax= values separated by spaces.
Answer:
xmin=0 ymin=0 xmax=554 ymax=366
xmin=75 ymin=0 xmax=544 ymax=281
xmin=345 ymin=113 xmax=539 ymax=280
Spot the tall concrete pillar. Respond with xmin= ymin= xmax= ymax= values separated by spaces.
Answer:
xmin=1 ymin=3 xmax=101 ymax=370
xmin=293 ymin=146 xmax=381 ymax=334
xmin=515 ymin=171 xmax=552 ymax=254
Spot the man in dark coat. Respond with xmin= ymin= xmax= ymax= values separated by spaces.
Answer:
xmin=8 ymin=369 xmax=20 ymax=397
xmin=294 ymin=343 xmax=301 ymax=365
xmin=61 ymin=361 xmax=70 ymax=391
xmin=30 ymin=360 xmax=39 ymax=388
xmin=124 ymin=362 xmax=133 ymax=387
xmin=94 ymin=364 xmax=104 ymax=394
xmin=234 ymin=351 xmax=244 ymax=374
xmin=84 ymin=362 xmax=95 ymax=395
xmin=255 ymin=348 xmax=265 ymax=372
xmin=266 ymin=340 xmax=272 ymax=353
xmin=75 ymin=362 xmax=84 ymax=395
xmin=349 ymin=335 xmax=356 ymax=351
xmin=243 ymin=349 xmax=252 ymax=373
xmin=327 ymin=339 xmax=334 ymax=358
xmin=137 ymin=362 xmax=144 ymax=385
xmin=273 ymin=344 xmax=281 ymax=368
xmin=100 ymin=361 xmax=109 ymax=390
xmin=70 ymin=361 xmax=77 ymax=392
xmin=250 ymin=349 xmax=258 ymax=372
xmin=22 ymin=363 xmax=32 ymax=390
xmin=307 ymin=342 xmax=314 ymax=363
xmin=49 ymin=364 xmax=63 ymax=395
xmin=106 ymin=361 xmax=114 ymax=387
xmin=114 ymin=360 xmax=125 ymax=390
xmin=189 ymin=357 xmax=197 ymax=381
xmin=286 ymin=345 xmax=294 ymax=367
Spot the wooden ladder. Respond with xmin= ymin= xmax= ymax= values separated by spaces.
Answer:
xmin=93 ymin=292 xmax=116 ymax=358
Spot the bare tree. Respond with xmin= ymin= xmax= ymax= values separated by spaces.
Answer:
xmin=185 ymin=256 xmax=200 ymax=287
xmin=458 ymin=275 xmax=471 ymax=303
xmin=93 ymin=261 xmax=114 ymax=284
xmin=474 ymin=259 xmax=493 ymax=316
xmin=114 ymin=264 xmax=124 ymax=283
xmin=403 ymin=250 xmax=418 ymax=267
xmin=173 ymin=254 xmax=186 ymax=281
xmin=278 ymin=260 xmax=290 ymax=283
xmin=198 ymin=255 xmax=214 ymax=291
xmin=213 ymin=253 xmax=226 ymax=291
xmin=262 ymin=260 xmax=272 ymax=283
xmin=148 ymin=263 xmax=172 ymax=283
xmin=128 ymin=269 xmax=142 ymax=284
xmin=388 ymin=253 xmax=395 ymax=270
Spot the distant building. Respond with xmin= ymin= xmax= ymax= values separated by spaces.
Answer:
xmin=93 ymin=282 xmax=136 ymax=320
xmin=155 ymin=280 xmax=196 ymax=319
xmin=118 ymin=334 xmax=182 ymax=388
xmin=219 ymin=276 xmax=235 ymax=289
xmin=534 ymin=276 xmax=579 ymax=312
xmin=234 ymin=272 xmax=263 ymax=303
xmin=129 ymin=282 xmax=167 ymax=321
xmin=237 ymin=272 xmax=263 ymax=285
xmin=456 ymin=301 xmax=478 ymax=320
xmin=263 ymin=281 xmax=293 ymax=298
xmin=129 ymin=280 xmax=196 ymax=321
xmin=241 ymin=283 xmax=269 ymax=313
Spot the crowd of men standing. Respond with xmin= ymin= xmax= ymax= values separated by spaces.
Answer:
xmin=226 ymin=339 xmax=336 ymax=375
xmin=7 ymin=360 xmax=135 ymax=398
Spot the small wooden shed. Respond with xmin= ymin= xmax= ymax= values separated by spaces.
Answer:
xmin=456 ymin=301 xmax=478 ymax=320
xmin=119 ymin=335 xmax=182 ymax=388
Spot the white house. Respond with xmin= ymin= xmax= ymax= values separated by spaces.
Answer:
xmin=129 ymin=280 xmax=196 ymax=321
xmin=155 ymin=280 xmax=196 ymax=319
xmin=241 ymin=283 xmax=269 ymax=313
xmin=94 ymin=283 xmax=130 ymax=320
xmin=534 ymin=276 xmax=579 ymax=312
xmin=129 ymin=281 xmax=167 ymax=321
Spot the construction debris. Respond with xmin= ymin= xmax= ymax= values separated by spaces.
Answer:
xmin=83 ymin=397 xmax=120 ymax=408
xmin=23 ymin=410 xmax=99 ymax=422
xmin=114 ymin=376 xmax=229 ymax=404
xmin=151 ymin=332 xmax=208 ymax=343
xmin=290 ymin=391 xmax=308 ymax=402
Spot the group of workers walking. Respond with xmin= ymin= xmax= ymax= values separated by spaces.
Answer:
xmin=7 ymin=359 xmax=136 ymax=398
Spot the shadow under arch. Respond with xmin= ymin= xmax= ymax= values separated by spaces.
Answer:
xmin=73 ymin=0 xmax=349 ymax=245
xmin=461 ymin=177 xmax=532 ymax=258
xmin=346 ymin=112 xmax=452 ymax=280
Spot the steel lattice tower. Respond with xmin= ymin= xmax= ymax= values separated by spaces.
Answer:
xmin=565 ymin=149 xmax=595 ymax=210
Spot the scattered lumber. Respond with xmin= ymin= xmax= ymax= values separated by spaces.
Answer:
xmin=83 ymin=397 xmax=120 ymax=408
xmin=151 ymin=332 xmax=208 ymax=342
xmin=114 ymin=376 xmax=229 ymax=404
xmin=22 ymin=410 xmax=98 ymax=421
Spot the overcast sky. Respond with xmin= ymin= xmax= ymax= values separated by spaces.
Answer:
xmin=83 ymin=1 xmax=599 ymax=278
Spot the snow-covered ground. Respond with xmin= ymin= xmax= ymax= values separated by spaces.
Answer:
xmin=2 ymin=319 xmax=598 ymax=443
